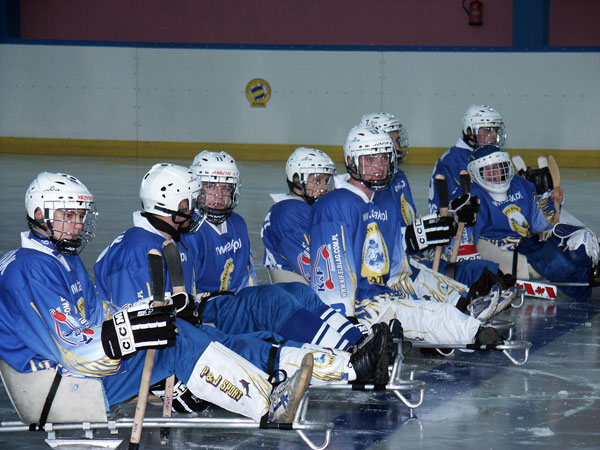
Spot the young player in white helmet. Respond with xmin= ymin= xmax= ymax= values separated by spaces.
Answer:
xmin=179 ymin=153 xmax=395 ymax=386
xmin=468 ymin=145 xmax=599 ymax=300
xmin=309 ymin=125 xmax=505 ymax=347
xmin=2 ymin=171 xmax=321 ymax=428
xmin=262 ymin=147 xmax=336 ymax=284
xmin=429 ymin=104 xmax=505 ymax=215
xmin=358 ymin=113 xmax=513 ymax=321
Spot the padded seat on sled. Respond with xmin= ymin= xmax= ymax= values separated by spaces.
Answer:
xmin=0 ymin=360 xmax=108 ymax=424
xmin=267 ymin=268 xmax=309 ymax=285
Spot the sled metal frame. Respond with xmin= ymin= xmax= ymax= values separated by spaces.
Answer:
xmin=310 ymin=340 xmax=426 ymax=411
xmin=0 ymin=398 xmax=333 ymax=450
xmin=0 ymin=361 xmax=332 ymax=450
xmin=408 ymin=335 xmax=532 ymax=366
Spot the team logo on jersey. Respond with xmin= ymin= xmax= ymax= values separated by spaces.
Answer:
xmin=50 ymin=308 xmax=95 ymax=346
xmin=400 ymin=194 xmax=415 ymax=226
xmin=361 ymin=223 xmax=389 ymax=284
xmin=245 ymin=78 xmax=271 ymax=107
xmin=312 ymin=350 xmax=335 ymax=369
xmin=503 ymin=204 xmax=530 ymax=237
xmin=313 ymin=245 xmax=335 ymax=292
xmin=297 ymin=251 xmax=312 ymax=282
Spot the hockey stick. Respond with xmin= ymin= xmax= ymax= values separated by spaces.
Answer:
xmin=159 ymin=239 xmax=185 ymax=443
xmin=547 ymin=154 xmax=561 ymax=224
xmin=129 ymin=249 xmax=165 ymax=449
xmin=449 ymin=171 xmax=471 ymax=263
xmin=432 ymin=174 xmax=448 ymax=272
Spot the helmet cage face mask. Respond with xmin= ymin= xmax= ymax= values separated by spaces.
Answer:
xmin=139 ymin=163 xmax=200 ymax=226
xmin=25 ymin=172 xmax=98 ymax=255
xmin=344 ymin=126 xmax=394 ymax=191
xmin=285 ymin=147 xmax=336 ymax=204
xmin=359 ymin=112 xmax=410 ymax=165
xmin=191 ymin=151 xmax=240 ymax=225
xmin=467 ymin=148 xmax=513 ymax=195
xmin=462 ymin=105 xmax=506 ymax=149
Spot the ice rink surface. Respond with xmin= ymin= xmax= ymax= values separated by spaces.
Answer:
xmin=0 ymin=153 xmax=599 ymax=449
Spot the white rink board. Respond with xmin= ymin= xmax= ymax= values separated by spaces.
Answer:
xmin=1 ymin=44 xmax=599 ymax=150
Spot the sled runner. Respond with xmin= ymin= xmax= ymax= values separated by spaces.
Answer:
xmin=0 ymin=360 xmax=333 ymax=450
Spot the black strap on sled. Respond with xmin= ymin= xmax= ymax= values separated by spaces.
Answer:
xmin=29 ymin=370 xmax=62 ymax=431
xmin=512 ymin=248 xmax=519 ymax=278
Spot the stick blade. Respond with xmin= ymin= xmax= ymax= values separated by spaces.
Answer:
xmin=147 ymin=249 xmax=165 ymax=305
xmin=434 ymin=174 xmax=448 ymax=209
xmin=162 ymin=240 xmax=185 ymax=293
xmin=459 ymin=170 xmax=471 ymax=195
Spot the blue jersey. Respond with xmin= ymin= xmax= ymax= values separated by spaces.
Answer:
xmin=0 ymin=232 xmax=119 ymax=377
xmin=95 ymin=212 xmax=197 ymax=306
xmin=428 ymin=140 xmax=472 ymax=213
xmin=309 ymin=178 xmax=408 ymax=316
xmin=261 ymin=195 xmax=311 ymax=281
xmin=471 ymin=176 xmax=552 ymax=249
xmin=181 ymin=212 xmax=256 ymax=294
xmin=387 ymin=170 xmax=417 ymax=227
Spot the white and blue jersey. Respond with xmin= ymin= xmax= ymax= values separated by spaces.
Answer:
xmin=387 ymin=170 xmax=417 ymax=227
xmin=261 ymin=194 xmax=312 ymax=281
xmin=0 ymin=232 xmax=117 ymax=378
xmin=472 ymin=177 xmax=593 ymax=299
xmin=428 ymin=140 xmax=472 ymax=214
xmin=182 ymin=212 xmax=256 ymax=294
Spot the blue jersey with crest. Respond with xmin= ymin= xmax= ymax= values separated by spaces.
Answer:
xmin=309 ymin=177 xmax=408 ymax=316
xmin=261 ymin=195 xmax=312 ymax=281
xmin=0 ymin=232 xmax=117 ymax=377
xmin=387 ymin=170 xmax=417 ymax=227
xmin=182 ymin=212 xmax=256 ymax=294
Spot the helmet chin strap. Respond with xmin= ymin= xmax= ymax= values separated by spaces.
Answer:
xmin=463 ymin=132 xmax=478 ymax=149
xmin=142 ymin=212 xmax=182 ymax=241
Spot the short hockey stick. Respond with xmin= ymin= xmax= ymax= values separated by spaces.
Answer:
xmin=129 ymin=249 xmax=165 ymax=449
xmin=547 ymin=154 xmax=561 ymax=224
xmin=432 ymin=174 xmax=448 ymax=272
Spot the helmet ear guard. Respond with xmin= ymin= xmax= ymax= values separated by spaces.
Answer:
xmin=285 ymin=147 xmax=336 ymax=204
xmin=190 ymin=150 xmax=240 ymax=224
xmin=343 ymin=125 xmax=394 ymax=191
xmin=25 ymin=172 xmax=97 ymax=255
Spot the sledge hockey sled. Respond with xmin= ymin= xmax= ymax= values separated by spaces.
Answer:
xmin=406 ymin=321 xmax=532 ymax=367
xmin=310 ymin=339 xmax=426 ymax=410
xmin=0 ymin=360 xmax=333 ymax=450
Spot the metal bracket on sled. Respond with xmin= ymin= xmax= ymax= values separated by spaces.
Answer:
xmin=310 ymin=339 xmax=426 ymax=411
xmin=409 ymin=338 xmax=532 ymax=366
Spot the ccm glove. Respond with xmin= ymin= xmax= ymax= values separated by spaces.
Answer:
xmin=101 ymin=307 xmax=177 ymax=359
xmin=449 ymin=194 xmax=480 ymax=226
xmin=405 ymin=213 xmax=457 ymax=252
xmin=170 ymin=292 xmax=200 ymax=326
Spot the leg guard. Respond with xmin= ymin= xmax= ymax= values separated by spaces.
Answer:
xmin=278 ymin=345 xmax=352 ymax=385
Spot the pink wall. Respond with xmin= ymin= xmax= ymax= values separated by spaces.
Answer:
xmin=19 ymin=0 xmax=600 ymax=47
xmin=20 ymin=0 xmax=512 ymax=46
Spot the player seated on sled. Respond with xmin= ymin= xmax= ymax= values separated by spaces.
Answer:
xmin=0 ymin=171 xmax=381 ymax=429
xmin=94 ymin=163 xmax=397 ymax=412
xmin=360 ymin=112 xmax=517 ymax=320
xmin=466 ymin=145 xmax=600 ymax=300
xmin=307 ymin=125 xmax=507 ymax=349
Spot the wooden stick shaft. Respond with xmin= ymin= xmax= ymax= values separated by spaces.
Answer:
xmin=129 ymin=349 xmax=156 ymax=447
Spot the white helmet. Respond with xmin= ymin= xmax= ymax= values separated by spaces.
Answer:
xmin=343 ymin=125 xmax=394 ymax=191
xmin=462 ymin=104 xmax=506 ymax=149
xmin=285 ymin=147 xmax=336 ymax=204
xmin=190 ymin=150 xmax=240 ymax=224
xmin=359 ymin=112 xmax=410 ymax=164
xmin=25 ymin=172 xmax=97 ymax=254
xmin=467 ymin=145 xmax=513 ymax=197
xmin=139 ymin=163 xmax=200 ymax=222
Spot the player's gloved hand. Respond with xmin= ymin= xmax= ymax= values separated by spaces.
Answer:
xmin=170 ymin=292 xmax=200 ymax=326
xmin=101 ymin=307 xmax=177 ymax=360
xmin=405 ymin=213 xmax=457 ymax=252
xmin=449 ymin=194 xmax=479 ymax=226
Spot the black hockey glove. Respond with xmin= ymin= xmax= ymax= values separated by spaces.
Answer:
xmin=449 ymin=194 xmax=479 ymax=226
xmin=170 ymin=292 xmax=200 ymax=326
xmin=101 ymin=307 xmax=177 ymax=360
xmin=405 ymin=213 xmax=457 ymax=252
